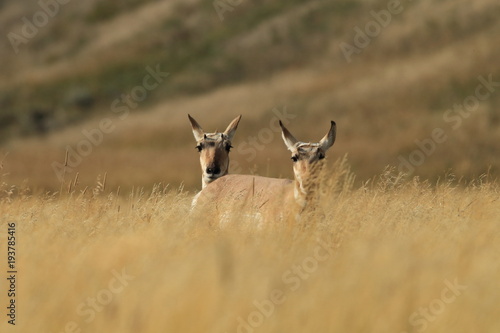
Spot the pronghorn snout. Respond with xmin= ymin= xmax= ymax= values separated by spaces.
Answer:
xmin=206 ymin=166 xmax=221 ymax=176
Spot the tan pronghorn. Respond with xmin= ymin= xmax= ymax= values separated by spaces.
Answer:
xmin=188 ymin=114 xmax=242 ymax=189
xmin=191 ymin=120 xmax=336 ymax=226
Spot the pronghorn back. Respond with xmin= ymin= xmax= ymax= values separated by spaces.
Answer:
xmin=192 ymin=174 xmax=297 ymax=226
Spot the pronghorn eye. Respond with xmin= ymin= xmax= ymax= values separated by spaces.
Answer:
xmin=318 ymin=154 xmax=325 ymax=160
xmin=195 ymin=145 xmax=202 ymax=152
xmin=291 ymin=155 xmax=298 ymax=162
xmin=225 ymin=144 xmax=233 ymax=152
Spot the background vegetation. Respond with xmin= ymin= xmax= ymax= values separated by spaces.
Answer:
xmin=0 ymin=0 xmax=499 ymax=192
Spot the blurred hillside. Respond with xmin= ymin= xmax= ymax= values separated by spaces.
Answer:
xmin=0 ymin=0 xmax=499 ymax=192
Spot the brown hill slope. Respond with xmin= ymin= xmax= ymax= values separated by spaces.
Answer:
xmin=0 ymin=0 xmax=499 ymax=192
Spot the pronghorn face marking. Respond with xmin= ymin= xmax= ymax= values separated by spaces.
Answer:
xmin=188 ymin=114 xmax=242 ymax=188
xmin=280 ymin=120 xmax=336 ymax=192
xmin=196 ymin=133 xmax=232 ymax=183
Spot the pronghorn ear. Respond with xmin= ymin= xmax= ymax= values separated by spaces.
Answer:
xmin=223 ymin=115 xmax=242 ymax=141
xmin=279 ymin=120 xmax=298 ymax=151
xmin=188 ymin=114 xmax=204 ymax=142
xmin=319 ymin=121 xmax=336 ymax=151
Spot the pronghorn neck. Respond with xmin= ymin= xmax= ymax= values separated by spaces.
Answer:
xmin=293 ymin=175 xmax=318 ymax=209
xmin=292 ymin=162 xmax=324 ymax=209
xmin=293 ymin=179 xmax=307 ymax=208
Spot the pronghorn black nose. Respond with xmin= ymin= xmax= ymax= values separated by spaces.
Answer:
xmin=206 ymin=167 xmax=221 ymax=175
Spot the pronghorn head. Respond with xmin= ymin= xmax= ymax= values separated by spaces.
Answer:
xmin=188 ymin=114 xmax=242 ymax=188
xmin=280 ymin=120 xmax=336 ymax=192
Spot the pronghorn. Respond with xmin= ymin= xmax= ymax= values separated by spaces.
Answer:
xmin=188 ymin=114 xmax=242 ymax=189
xmin=191 ymin=120 xmax=336 ymax=226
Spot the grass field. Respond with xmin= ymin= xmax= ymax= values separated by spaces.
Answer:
xmin=0 ymin=162 xmax=498 ymax=332
xmin=0 ymin=1 xmax=499 ymax=331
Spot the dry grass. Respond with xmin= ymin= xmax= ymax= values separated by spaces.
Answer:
xmin=0 ymin=163 xmax=498 ymax=332
xmin=0 ymin=1 xmax=499 ymax=328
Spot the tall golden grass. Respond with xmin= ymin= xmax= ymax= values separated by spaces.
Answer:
xmin=0 ymin=160 xmax=498 ymax=332
xmin=2 ymin=0 xmax=500 ymax=191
